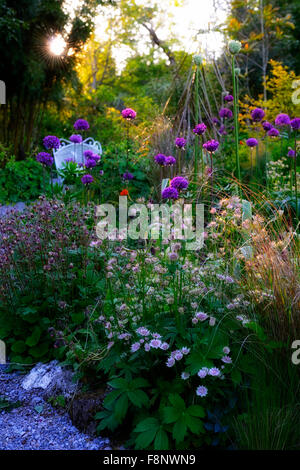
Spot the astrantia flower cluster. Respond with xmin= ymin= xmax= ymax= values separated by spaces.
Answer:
xmin=74 ymin=119 xmax=90 ymax=131
xmin=203 ymin=139 xmax=219 ymax=153
xmin=36 ymin=152 xmax=54 ymax=167
xmin=43 ymin=135 xmax=61 ymax=150
xmin=121 ymin=108 xmax=137 ymax=120
xmin=175 ymin=137 xmax=187 ymax=149
xmin=193 ymin=123 xmax=207 ymax=135
xmin=166 ymin=347 xmax=190 ymax=367
xmin=251 ymin=108 xmax=265 ymax=122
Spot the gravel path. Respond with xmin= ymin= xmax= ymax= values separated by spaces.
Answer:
xmin=0 ymin=367 xmax=111 ymax=450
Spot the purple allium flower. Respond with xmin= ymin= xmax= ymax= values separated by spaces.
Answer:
xmin=36 ymin=152 xmax=54 ymax=167
xmin=150 ymin=339 xmax=162 ymax=349
xmin=290 ymin=118 xmax=300 ymax=130
xmin=246 ymin=138 xmax=258 ymax=147
xmin=43 ymin=135 xmax=61 ymax=150
xmin=81 ymin=174 xmax=94 ymax=185
xmin=288 ymin=149 xmax=296 ymax=158
xmin=84 ymin=150 xmax=94 ymax=159
xmin=121 ymin=108 xmax=137 ymax=120
xmin=221 ymin=355 xmax=232 ymax=364
xmin=193 ymin=123 xmax=207 ymax=135
xmin=196 ymin=385 xmax=208 ymax=397
xmin=224 ymin=94 xmax=234 ymax=102
xmin=165 ymin=156 xmax=176 ymax=166
xmin=85 ymin=158 xmax=97 ymax=169
xmin=154 ymin=154 xmax=166 ymax=166
xmin=219 ymin=125 xmax=227 ymax=136
xmin=208 ymin=367 xmax=221 ymax=376
xmin=170 ymin=176 xmax=189 ymax=191
xmin=123 ymin=171 xmax=134 ymax=180
xmin=74 ymin=119 xmax=90 ymax=131
xmin=175 ymin=137 xmax=187 ymax=149
xmin=197 ymin=369 xmax=207 ymax=378
xmin=268 ymin=128 xmax=280 ymax=137
xmin=131 ymin=342 xmax=141 ymax=353
xmin=275 ymin=113 xmax=290 ymax=127
xmin=219 ymin=108 xmax=233 ymax=119
xmin=262 ymin=121 xmax=272 ymax=132
xmin=162 ymin=186 xmax=179 ymax=200
xmin=70 ymin=134 xmax=83 ymax=143
xmin=203 ymin=139 xmax=219 ymax=153
xmin=181 ymin=372 xmax=190 ymax=380
xmin=251 ymin=108 xmax=265 ymax=122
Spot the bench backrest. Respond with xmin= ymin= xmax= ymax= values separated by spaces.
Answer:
xmin=53 ymin=138 xmax=102 ymax=171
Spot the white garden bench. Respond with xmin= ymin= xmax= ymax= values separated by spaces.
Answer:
xmin=52 ymin=137 xmax=102 ymax=171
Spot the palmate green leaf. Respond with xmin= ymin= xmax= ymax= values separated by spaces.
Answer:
xmin=154 ymin=428 xmax=169 ymax=450
xmin=135 ymin=427 xmax=158 ymax=449
xmin=130 ymin=378 xmax=149 ymax=389
xmin=185 ymin=415 xmax=204 ymax=434
xmin=134 ymin=417 xmax=159 ymax=433
xmin=187 ymin=405 xmax=205 ymax=418
xmin=127 ymin=389 xmax=149 ymax=408
xmin=163 ymin=406 xmax=181 ymax=424
xmin=168 ymin=393 xmax=185 ymax=411
xmin=103 ymin=389 xmax=123 ymax=407
xmin=108 ymin=377 xmax=128 ymax=390
xmin=114 ymin=393 xmax=128 ymax=422
xmin=172 ymin=417 xmax=187 ymax=443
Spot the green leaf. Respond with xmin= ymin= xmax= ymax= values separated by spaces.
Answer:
xmin=154 ymin=428 xmax=169 ymax=450
xmin=134 ymin=417 xmax=159 ymax=433
xmin=172 ymin=417 xmax=187 ymax=443
xmin=11 ymin=340 xmax=27 ymax=354
xmin=26 ymin=326 xmax=41 ymax=347
xmin=108 ymin=378 xmax=128 ymax=390
xmin=130 ymin=378 xmax=149 ymax=389
xmin=103 ymin=389 xmax=123 ymax=407
xmin=127 ymin=389 xmax=149 ymax=408
xmin=114 ymin=393 xmax=128 ymax=422
xmin=135 ymin=428 xmax=157 ymax=449
xmin=163 ymin=406 xmax=181 ymax=424
xmin=187 ymin=405 xmax=205 ymax=418
xmin=169 ymin=393 xmax=185 ymax=411
xmin=185 ymin=415 xmax=204 ymax=434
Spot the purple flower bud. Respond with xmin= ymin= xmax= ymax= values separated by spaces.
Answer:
xmin=170 ymin=176 xmax=189 ymax=190
xmin=193 ymin=123 xmax=207 ymax=135
xmin=275 ymin=113 xmax=290 ymax=127
xmin=74 ymin=119 xmax=90 ymax=131
xmin=162 ymin=187 xmax=179 ymax=200
xmin=246 ymin=138 xmax=258 ymax=147
xmin=175 ymin=137 xmax=187 ymax=149
xmin=203 ymin=139 xmax=219 ymax=153
xmin=251 ymin=108 xmax=265 ymax=122
xmin=121 ymin=108 xmax=137 ymax=120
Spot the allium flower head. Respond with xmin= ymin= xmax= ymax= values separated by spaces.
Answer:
xmin=203 ymin=139 xmax=219 ymax=153
xmin=219 ymin=108 xmax=233 ymax=119
xmin=36 ymin=152 xmax=54 ymax=167
xmin=123 ymin=171 xmax=134 ymax=180
xmin=85 ymin=158 xmax=97 ymax=169
xmin=154 ymin=153 xmax=166 ymax=166
xmin=175 ymin=137 xmax=187 ymax=149
xmin=246 ymin=138 xmax=258 ymax=147
xmin=288 ymin=149 xmax=296 ymax=158
xmin=121 ymin=108 xmax=137 ymax=120
xmin=69 ymin=134 xmax=82 ymax=143
xmin=290 ymin=117 xmax=300 ymax=130
xmin=193 ymin=54 xmax=203 ymax=66
xmin=43 ymin=135 xmax=60 ymax=150
xmin=81 ymin=174 xmax=94 ymax=185
xmin=196 ymin=385 xmax=208 ymax=397
xmin=262 ymin=121 xmax=272 ymax=132
xmin=224 ymin=94 xmax=234 ymax=102
xmin=162 ymin=186 xmax=179 ymax=200
xmin=74 ymin=119 xmax=90 ymax=131
xmin=251 ymin=108 xmax=265 ymax=122
xmin=268 ymin=128 xmax=280 ymax=137
xmin=228 ymin=40 xmax=242 ymax=55
xmin=165 ymin=156 xmax=176 ymax=166
xmin=193 ymin=123 xmax=207 ymax=135
xmin=275 ymin=113 xmax=290 ymax=127
xmin=170 ymin=176 xmax=189 ymax=191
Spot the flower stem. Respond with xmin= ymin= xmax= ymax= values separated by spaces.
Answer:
xmin=232 ymin=56 xmax=241 ymax=195
xmin=194 ymin=66 xmax=199 ymax=183
xmin=294 ymin=134 xmax=298 ymax=220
